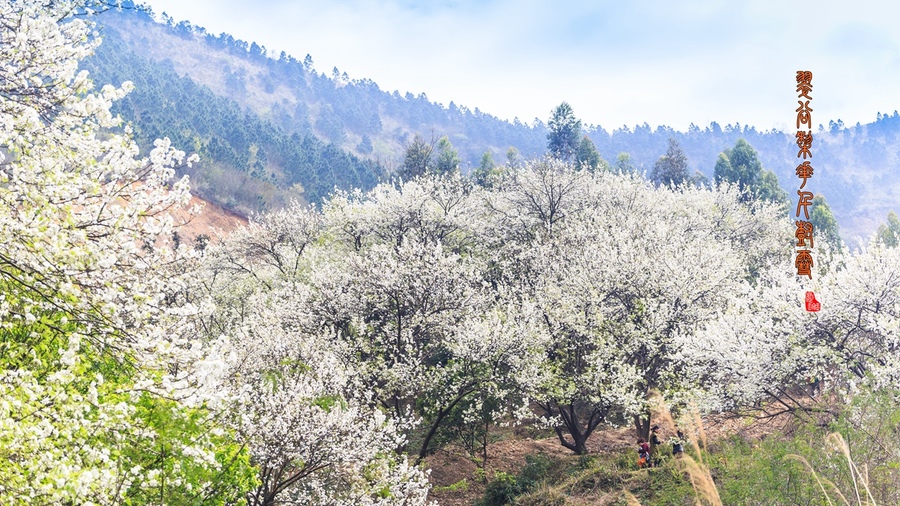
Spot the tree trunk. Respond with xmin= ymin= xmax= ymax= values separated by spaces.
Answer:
xmin=416 ymin=387 xmax=475 ymax=462
xmin=553 ymin=425 xmax=589 ymax=455
xmin=545 ymin=401 xmax=603 ymax=455
xmin=482 ymin=417 xmax=489 ymax=467
xmin=633 ymin=413 xmax=650 ymax=441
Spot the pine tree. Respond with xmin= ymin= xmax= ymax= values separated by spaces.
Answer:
xmin=547 ymin=102 xmax=582 ymax=162
xmin=435 ymin=136 xmax=461 ymax=174
xmin=650 ymin=138 xmax=689 ymax=186
xmin=399 ymin=133 xmax=435 ymax=180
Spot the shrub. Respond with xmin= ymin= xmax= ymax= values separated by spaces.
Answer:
xmin=479 ymin=472 xmax=519 ymax=506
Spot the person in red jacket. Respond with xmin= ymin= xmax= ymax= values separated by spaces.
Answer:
xmin=637 ymin=437 xmax=650 ymax=468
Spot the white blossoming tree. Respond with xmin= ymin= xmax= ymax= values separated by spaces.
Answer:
xmin=480 ymin=159 xmax=789 ymax=452
xmin=813 ymin=243 xmax=900 ymax=389
xmin=693 ymin=242 xmax=900 ymax=418
xmin=688 ymin=267 xmax=812 ymax=415
xmin=318 ymin=175 xmax=543 ymax=461
xmin=0 ymin=1 xmax=256 ymax=503
xmin=198 ymin=203 xmax=436 ymax=505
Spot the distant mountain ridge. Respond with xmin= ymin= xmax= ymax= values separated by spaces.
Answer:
xmin=84 ymin=5 xmax=900 ymax=241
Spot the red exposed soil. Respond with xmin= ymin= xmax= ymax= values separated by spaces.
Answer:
xmin=170 ymin=195 xmax=248 ymax=241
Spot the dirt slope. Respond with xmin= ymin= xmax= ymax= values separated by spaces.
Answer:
xmin=170 ymin=194 xmax=248 ymax=242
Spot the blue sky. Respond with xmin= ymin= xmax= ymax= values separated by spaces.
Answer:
xmin=141 ymin=0 xmax=900 ymax=132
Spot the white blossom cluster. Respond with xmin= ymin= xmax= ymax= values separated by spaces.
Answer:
xmin=693 ymin=242 xmax=900 ymax=413
xmin=0 ymin=1 xmax=247 ymax=503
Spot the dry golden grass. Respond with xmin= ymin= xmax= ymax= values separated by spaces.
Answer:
xmin=649 ymin=394 xmax=722 ymax=506
xmin=624 ymin=392 xmax=880 ymax=506
xmin=782 ymin=432 xmax=878 ymax=506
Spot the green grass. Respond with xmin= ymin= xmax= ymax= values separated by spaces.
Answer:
xmin=432 ymin=478 xmax=469 ymax=493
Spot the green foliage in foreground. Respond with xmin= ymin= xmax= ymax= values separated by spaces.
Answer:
xmin=0 ymin=301 xmax=258 ymax=504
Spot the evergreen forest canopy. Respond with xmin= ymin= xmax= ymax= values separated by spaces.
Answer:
xmin=80 ymin=3 xmax=900 ymax=241
xmin=4 ymin=1 xmax=900 ymax=505
xmin=84 ymin=23 xmax=383 ymax=214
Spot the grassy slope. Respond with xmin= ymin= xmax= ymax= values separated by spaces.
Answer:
xmin=426 ymin=394 xmax=900 ymax=506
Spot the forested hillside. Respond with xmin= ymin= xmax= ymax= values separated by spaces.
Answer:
xmin=84 ymin=23 xmax=382 ymax=215
xmin=84 ymin=4 xmax=900 ymax=239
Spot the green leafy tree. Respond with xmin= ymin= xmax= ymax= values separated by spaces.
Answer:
xmin=718 ymin=138 xmax=762 ymax=192
xmin=399 ymin=133 xmax=459 ymax=179
xmin=650 ymin=138 xmax=689 ymax=186
xmin=877 ymin=211 xmax=900 ymax=247
xmin=689 ymin=170 xmax=711 ymax=188
xmin=714 ymin=139 xmax=788 ymax=207
xmin=474 ymin=150 xmax=504 ymax=187
xmin=547 ymin=102 xmax=582 ymax=162
xmin=615 ymin=152 xmax=636 ymax=174
xmin=479 ymin=150 xmax=496 ymax=173
xmin=755 ymin=169 xmax=790 ymax=208
xmin=575 ymin=135 xmax=606 ymax=171
xmin=506 ymin=146 xmax=520 ymax=168
xmin=435 ymin=136 xmax=461 ymax=174
xmin=714 ymin=152 xmax=733 ymax=184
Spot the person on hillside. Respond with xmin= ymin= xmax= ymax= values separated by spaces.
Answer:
xmin=671 ymin=429 xmax=685 ymax=459
xmin=637 ymin=437 xmax=650 ymax=469
xmin=808 ymin=375 xmax=821 ymax=397
xmin=649 ymin=425 xmax=663 ymax=467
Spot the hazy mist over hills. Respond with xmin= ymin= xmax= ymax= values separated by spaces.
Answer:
xmin=83 ymin=6 xmax=900 ymax=243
